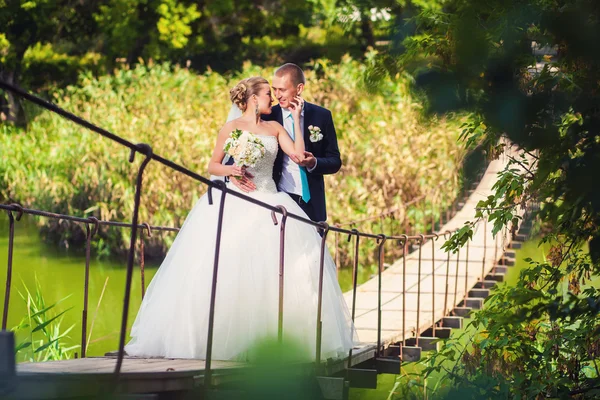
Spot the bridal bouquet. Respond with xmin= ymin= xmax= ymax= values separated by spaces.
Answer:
xmin=223 ymin=129 xmax=266 ymax=168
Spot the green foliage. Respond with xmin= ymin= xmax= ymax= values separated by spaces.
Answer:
xmin=11 ymin=277 xmax=79 ymax=362
xmin=155 ymin=0 xmax=200 ymax=49
xmin=0 ymin=33 xmax=9 ymax=64
xmin=421 ymin=245 xmax=600 ymax=398
xmin=0 ymin=0 xmax=380 ymax=88
xmin=93 ymin=0 xmax=145 ymax=59
xmin=372 ymin=0 xmax=600 ymax=396
xmin=21 ymin=43 xmax=104 ymax=89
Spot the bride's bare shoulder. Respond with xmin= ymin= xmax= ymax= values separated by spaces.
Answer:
xmin=264 ymin=119 xmax=282 ymax=127
xmin=219 ymin=120 xmax=239 ymax=134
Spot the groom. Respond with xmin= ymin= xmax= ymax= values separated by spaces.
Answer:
xmin=232 ymin=63 xmax=342 ymax=222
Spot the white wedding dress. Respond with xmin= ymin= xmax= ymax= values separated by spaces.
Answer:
xmin=125 ymin=134 xmax=357 ymax=361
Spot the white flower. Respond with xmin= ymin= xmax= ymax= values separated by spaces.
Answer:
xmin=237 ymin=131 xmax=250 ymax=148
xmin=310 ymin=133 xmax=323 ymax=143
xmin=222 ymin=129 xmax=266 ymax=167
xmin=308 ymin=125 xmax=323 ymax=143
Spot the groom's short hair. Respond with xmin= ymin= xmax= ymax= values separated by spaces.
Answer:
xmin=275 ymin=63 xmax=306 ymax=86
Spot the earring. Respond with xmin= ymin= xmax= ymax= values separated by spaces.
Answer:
xmin=255 ymin=102 xmax=259 ymax=116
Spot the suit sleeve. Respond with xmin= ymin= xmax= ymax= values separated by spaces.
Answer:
xmin=310 ymin=110 xmax=342 ymax=175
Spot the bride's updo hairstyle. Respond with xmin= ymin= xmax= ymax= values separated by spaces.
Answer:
xmin=229 ymin=77 xmax=269 ymax=111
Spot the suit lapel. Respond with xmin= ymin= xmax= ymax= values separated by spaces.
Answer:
xmin=303 ymin=102 xmax=313 ymax=149
xmin=274 ymin=103 xmax=312 ymax=146
xmin=274 ymin=105 xmax=284 ymax=126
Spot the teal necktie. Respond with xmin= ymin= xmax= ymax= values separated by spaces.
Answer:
xmin=287 ymin=113 xmax=311 ymax=203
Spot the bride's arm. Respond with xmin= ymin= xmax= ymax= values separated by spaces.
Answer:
xmin=273 ymin=98 xmax=305 ymax=163
xmin=207 ymin=123 xmax=245 ymax=177
xmin=274 ymin=121 xmax=305 ymax=163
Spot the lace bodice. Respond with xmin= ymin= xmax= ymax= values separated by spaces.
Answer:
xmin=233 ymin=134 xmax=278 ymax=194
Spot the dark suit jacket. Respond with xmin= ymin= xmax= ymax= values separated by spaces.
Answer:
xmin=262 ymin=102 xmax=341 ymax=222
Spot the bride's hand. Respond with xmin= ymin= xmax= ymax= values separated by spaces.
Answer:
xmin=289 ymin=152 xmax=305 ymax=165
xmin=230 ymin=165 xmax=246 ymax=178
xmin=229 ymin=168 xmax=256 ymax=192
xmin=289 ymin=96 xmax=304 ymax=120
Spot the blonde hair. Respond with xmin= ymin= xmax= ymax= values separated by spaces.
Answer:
xmin=229 ymin=77 xmax=269 ymax=111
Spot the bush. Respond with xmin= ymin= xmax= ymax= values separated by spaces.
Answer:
xmin=21 ymin=42 xmax=105 ymax=90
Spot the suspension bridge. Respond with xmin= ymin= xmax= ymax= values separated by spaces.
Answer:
xmin=0 ymin=81 xmax=532 ymax=400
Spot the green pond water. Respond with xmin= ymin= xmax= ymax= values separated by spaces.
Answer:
xmin=0 ymin=213 xmax=159 ymax=358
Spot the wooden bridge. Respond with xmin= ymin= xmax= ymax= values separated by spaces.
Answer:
xmin=0 ymin=83 xmax=531 ymax=399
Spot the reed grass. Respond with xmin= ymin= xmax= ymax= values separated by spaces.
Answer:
xmin=0 ymin=56 xmax=471 ymax=267
xmin=11 ymin=277 xmax=79 ymax=362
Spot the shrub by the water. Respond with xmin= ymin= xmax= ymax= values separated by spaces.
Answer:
xmin=0 ymin=57 xmax=470 ymax=265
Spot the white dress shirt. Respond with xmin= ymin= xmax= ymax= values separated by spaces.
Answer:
xmin=278 ymin=107 xmax=304 ymax=195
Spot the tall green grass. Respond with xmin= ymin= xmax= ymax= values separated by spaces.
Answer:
xmin=11 ymin=277 xmax=79 ymax=362
xmin=0 ymin=57 xmax=470 ymax=266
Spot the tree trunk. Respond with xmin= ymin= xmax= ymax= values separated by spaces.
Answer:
xmin=0 ymin=68 xmax=24 ymax=127
xmin=360 ymin=13 xmax=376 ymax=52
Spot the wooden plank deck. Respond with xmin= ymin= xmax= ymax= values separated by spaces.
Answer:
xmin=344 ymin=145 xmax=522 ymax=348
xmin=9 ymin=345 xmax=375 ymax=399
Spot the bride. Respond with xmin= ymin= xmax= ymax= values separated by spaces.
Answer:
xmin=125 ymin=77 xmax=356 ymax=361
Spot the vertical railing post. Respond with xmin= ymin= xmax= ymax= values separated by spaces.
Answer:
xmin=431 ymin=234 xmax=438 ymax=337
xmin=271 ymin=206 xmax=288 ymax=345
xmin=400 ymin=235 xmax=408 ymax=359
xmin=334 ymin=231 xmax=340 ymax=278
xmin=481 ymin=220 xmax=487 ymax=284
xmin=315 ymin=222 xmax=330 ymax=367
xmin=416 ymin=234 xmax=424 ymax=346
xmin=377 ymin=234 xmax=386 ymax=357
xmin=443 ymin=231 xmax=451 ymax=316
xmin=115 ymin=144 xmax=153 ymax=378
xmin=493 ymin=227 xmax=499 ymax=275
xmin=453 ymin=245 xmax=460 ymax=311
xmin=502 ymin=225 xmax=508 ymax=265
xmin=2 ymin=204 xmax=22 ymax=331
xmin=347 ymin=229 xmax=360 ymax=371
xmin=81 ymin=217 xmax=98 ymax=358
xmin=204 ymin=181 xmax=228 ymax=390
xmin=464 ymin=240 xmax=470 ymax=304
xmin=403 ymin=217 xmax=410 ymax=256
xmin=139 ymin=223 xmax=152 ymax=300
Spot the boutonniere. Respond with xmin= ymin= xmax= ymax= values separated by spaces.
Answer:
xmin=308 ymin=125 xmax=323 ymax=143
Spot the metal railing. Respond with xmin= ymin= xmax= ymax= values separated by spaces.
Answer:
xmin=0 ymin=79 xmax=518 ymax=396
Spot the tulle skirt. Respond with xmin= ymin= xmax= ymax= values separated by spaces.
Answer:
xmin=125 ymin=184 xmax=357 ymax=361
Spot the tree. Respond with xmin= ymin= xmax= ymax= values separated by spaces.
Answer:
xmin=0 ymin=0 xmax=96 ymax=124
xmin=373 ymin=0 xmax=600 ymax=396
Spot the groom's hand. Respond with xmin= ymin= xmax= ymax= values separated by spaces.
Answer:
xmin=230 ymin=171 xmax=256 ymax=192
xmin=296 ymin=151 xmax=317 ymax=169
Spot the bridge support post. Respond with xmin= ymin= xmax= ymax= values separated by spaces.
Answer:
xmin=317 ymin=376 xmax=350 ymax=399
xmin=0 ymin=330 xmax=15 ymax=395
